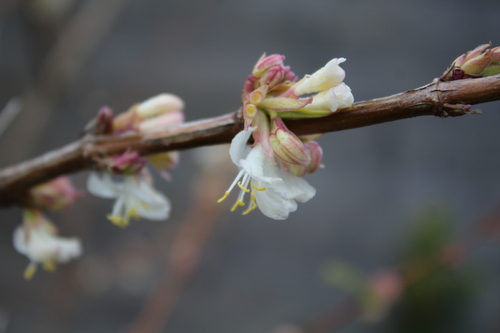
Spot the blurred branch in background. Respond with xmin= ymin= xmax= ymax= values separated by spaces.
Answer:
xmin=0 ymin=74 xmax=500 ymax=207
xmin=271 ymin=204 xmax=500 ymax=333
xmin=0 ymin=0 xmax=131 ymax=165
xmin=0 ymin=97 xmax=22 ymax=138
xmin=127 ymin=146 xmax=233 ymax=333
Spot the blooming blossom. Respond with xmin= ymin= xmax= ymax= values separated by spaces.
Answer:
xmin=87 ymin=93 xmax=183 ymax=226
xmin=87 ymin=172 xmax=170 ymax=227
xmin=218 ymin=128 xmax=315 ymax=220
xmin=13 ymin=210 xmax=82 ymax=280
xmin=219 ymin=54 xmax=353 ymax=219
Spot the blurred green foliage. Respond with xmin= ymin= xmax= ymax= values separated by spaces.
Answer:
xmin=389 ymin=208 xmax=479 ymax=333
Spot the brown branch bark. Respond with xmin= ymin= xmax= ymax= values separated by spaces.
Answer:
xmin=0 ymin=75 xmax=499 ymax=207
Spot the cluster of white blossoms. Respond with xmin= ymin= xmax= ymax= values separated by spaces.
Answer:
xmin=86 ymin=93 xmax=184 ymax=228
xmin=12 ymin=55 xmax=354 ymax=278
xmin=219 ymin=54 xmax=354 ymax=219
xmin=13 ymin=178 xmax=82 ymax=279
xmin=14 ymin=209 xmax=82 ymax=280
xmin=13 ymin=94 xmax=184 ymax=279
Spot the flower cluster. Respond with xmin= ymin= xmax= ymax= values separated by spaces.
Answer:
xmin=87 ymin=94 xmax=184 ymax=227
xmin=449 ymin=43 xmax=500 ymax=80
xmin=14 ymin=209 xmax=82 ymax=280
xmin=14 ymin=177 xmax=82 ymax=279
xmin=219 ymin=54 xmax=354 ymax=219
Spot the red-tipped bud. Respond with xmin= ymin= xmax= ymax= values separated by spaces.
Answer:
xmin=259 ymin=65 xmax=285 ymax=89
xmin=105 ymin=149 xmax=146 ymax=175
xmin=94 ymin=106 xmax=114 ymax=135
xmin=243 ymin=75 xmax=258 ymax=96
xmin=269 ymin=117 xmax=310 ymax=166
xmin=252 ymin=54 xmax=285 ymax=78
xmin=304 ymin=141 xmax=323 ymax=174
xmin=112 ymin=106 xmax=141 ymax=134
xmin=283 ymin=66 xmax=296 ymax=82
xmin=27 ymin=177 xmax=81 ymax=211
xmin=450 ymin=43 xmax=500 ymax=79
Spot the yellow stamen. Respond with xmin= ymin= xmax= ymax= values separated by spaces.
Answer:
xmin=24 ymin=262 xmax=37 ymax=280
xmin=251 ymin=184 xmax=266 ymax=191
xmin=237 ymin=181 xmax=250 ymax=193
xmin=126 ymin=206 xmax=140 ymax=219
xmin=107 ymin=215 xmax=129 ymax=228
xmin=43 ymin=260 xmax=56 ymax=272
xmin=217 ymin=191 xmax=230 ymax=203
xmin=231 ymin=200 xmax=245 ymax=212
xmin=242 ymin=191 xmax=258 ymax=215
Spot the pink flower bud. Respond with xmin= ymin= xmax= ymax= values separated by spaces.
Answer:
xmin=112 ymin=106 xmax=141 ymax=134
xmin=259 ymin=65 xmax=285 ymax=88
xmin=283 ymin=66 xmax=296 ymax=82
xmin=94 ymin=106 xmax=114 ymax=135
xmin=106 ymin=149 xmax=146 ymax=175
xmin=243 ymin=75 xmax=258 ymax=96
xmin=27 ymin=177 xmax=81 ymax=211
xmin=270 ymin=117 xmax=310 ymax=166
xmin=451 ymin=43 xmax=500 ymax=79
xmin=252 ymin=54 xmax=285 ymax=78
xmin=453 ymin=43 xmax=490 ymax=67
xmin=304 ymin=141 xmax=323 ymax=174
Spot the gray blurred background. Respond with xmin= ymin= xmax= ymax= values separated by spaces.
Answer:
xmin=0 ymin=0 xmax=500 ymax=332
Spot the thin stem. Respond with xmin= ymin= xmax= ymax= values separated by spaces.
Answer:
xmin=0 ymin=75 xmax=499 ymax=207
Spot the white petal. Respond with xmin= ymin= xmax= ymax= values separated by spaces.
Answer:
xmin=240 ymin=145 xmax=284 ymax=188
xmin=136 ymin=93 xmax=184 ymax=118
xmin=294 ymin=58 xmax=346 ymax=95
xmin=229 ymin=128 xmax=256 ymax=166
xmin=13 ymin=224 xmax=82 ymax=263
xmin=123 ymin=176 xmax=170 ymax=220
xmin=254 ymin=187 xmax=297 ymax=220
xmin=274 ymin=168 xmax=316 ymax=202
xmin=304 ymin=88 xmax=339 ymax=112
xmin=333 ymin=83 xmax=354 ymax=109
xmin=87 ymin=172 xmax=118 ymax=198
xmin=54 ymin=238 xmax=82 ymax=263
xmin=13 ymin=226 xmax=28 ymax=255
xmin=136 ymin=194 xmax=170 ymax=220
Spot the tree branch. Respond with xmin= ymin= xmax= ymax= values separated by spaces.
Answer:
xmin=0 ymin=75 xmax=499 ymax=207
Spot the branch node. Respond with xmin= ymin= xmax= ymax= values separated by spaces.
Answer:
xmin=443 ymin=103 xmax=481 ymax=116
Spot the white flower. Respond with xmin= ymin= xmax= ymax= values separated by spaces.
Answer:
xmin=332 ymin=82 xmax=354 ymax=109
xmin=87 ymin=172 xmax=170 ymax=227
xmin=293 ymin=58 xmax=346 ymax=96
xmin=13 ymin=210 xmax=82 ymax=280
xmin=218 ymin=128 xmax=316 ymax=220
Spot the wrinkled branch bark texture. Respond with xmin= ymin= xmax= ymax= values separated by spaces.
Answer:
xmin=0 ymin=75 xmax=499 ymax=207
